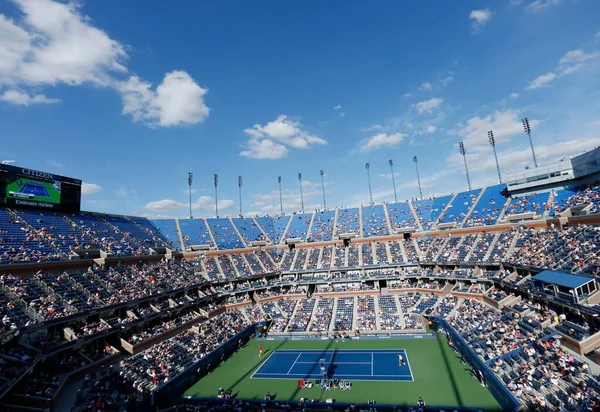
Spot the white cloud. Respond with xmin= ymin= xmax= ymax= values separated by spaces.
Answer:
xmin=362 ymin=124 xmax=384 ymax=132
xmin=118 ymin=71 xmax=209 ymax=127
xmin=361 ymin=133 xmax=406 ymax=151
xmin=425 ymin=125 xmax=437 ymax=133
xmin=339 ymin=112 xmax=345 ymax=118
xmin=450 ymin=109 xmax=539 ymax=150
xmin=81 ymin=182 xmax=102 ymax=195
xmin=440 ymin=72 xmax=455 ymax=86
xmin=240 ymin=115 xmax=325 ymax=159
xmin=510 ymin=93 xmax=519 ymax=100
xmin=0 ymin=89 xmax=59 ymax=105
xmin=414 ymin=97 xmax=443 ymax=114
xmin=185 ymin=188 xmax=197 ymax=195
xmin=469 ymin=9 xmax=492 ymax=31
xmin=588 ymin=120 xmax=600 ymax=126
xmin=240 ymin=137 xmax=288 ymax=160
xmin=0 ymin=0 xmax=209 ymax=127
xmin=419 ymin=82 xmax=432 ymax=92
xmin=403 ymin=93 xmax=412 ymax=98
xmin=144 ymin=196 xmax=234 ymax=212
xmin=527 ymin=72 xmax=557 ymax=89
xmin=526 ymin=0 xmax=562 ymax=12
xmin=527 ymin=46 xmax=600 ymax=90
xmin=379 ymin=172 xmax=401 ymax=180
xmin=333 ymin=104 xmax=342 ymax=110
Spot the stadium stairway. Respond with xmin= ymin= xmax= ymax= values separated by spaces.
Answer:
xmin=352 ymin=295 xmax=359 ymax=331
xmin=433 ymin=192 xmax=458 ymax=228
xmin=229 ymin=217 xmax=248 ymax=247
xmin=482 ymin=232 xmax=502 ymax=261
xmin=463 ymin=233 xmax=480 ymax=261
xmin=544 ymin=191 xmax=557 ymax=217
xmin=280 ymin=214 xmax=294 ymax=243
xmin=314 ymin=247 xmax=324 ymax=269
xmin=440 ymin=282 xmax=454 ymax=295
xmin=382 ymin=204 xmax=394 ymax=235
xmin=254 ymin=217 xmax=272 ymax=244
xmin=461 ymin=187 xmax=487 ymax=227
xmin=204 ymin=218 xmax=218 ymax=249
xmin=393 ymin=294 xmax=407 ymax=329
xmin=373 ymin=295 xmax=382 ymax=329
xmin=400 ymin=239 xmax=412 ymax=263
xmin=328 ymin=297 xmax=340 ymax=332
xmin=411 ymin=238 xmax=424 ymax=261
xmin=238 ymin=306 xmax=253 ymax=324
xmin=331 ymin=208 xmax=340 ymax=238
xmin=431 ymin=237 xmax=450 ymax=261
xmin=358 ymin=206 xmax=364 ymax=238
xmin=504 ymin=230 xmax=522 ymax=260
xmin=407 ymin=200 xmax=423 ymax=231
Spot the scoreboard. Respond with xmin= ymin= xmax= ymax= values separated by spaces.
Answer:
xmin=0 ymin=164 xmax=82 ymax=213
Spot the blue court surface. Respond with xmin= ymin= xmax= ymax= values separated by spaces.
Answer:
xmin=19 ymin=182 xmax=50 ymax=198
xmin=252 ymin=349 xmax=413 ymax=381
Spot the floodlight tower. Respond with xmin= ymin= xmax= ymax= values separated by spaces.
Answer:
xmin=458 ymin=142 xmax=472 ymax=191
xmin=188 ymin=172 xmax=193 ymax=219
xmin=214 ymin=174 xmax=219 ymax=217
xmin=413 ymin=156 xmax=423 ymax=200
xmin=319 ymin=170 xmax=327 ymax=209
xmin=365 ymin=163 xmax=373 ymax=204
xmin=278 ymin=176 xmax=283 ymax=215
xmin=298 ymin=173 xmax=305 ymax=213
xmin=488 ymin=131 xmax=502 ymax=184
xmin=522 ymin=117 xmax=538 ymax=168
xmin=389 ymin=160 xmax=398 ymax=203
xmin=238 ymin=176 xmax=243 ymax=217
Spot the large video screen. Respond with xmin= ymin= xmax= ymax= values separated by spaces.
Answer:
xmin=0 ymin=164 xmax=81 ymax=212
xmin=6 ymin=177 xmax=62 ymax=205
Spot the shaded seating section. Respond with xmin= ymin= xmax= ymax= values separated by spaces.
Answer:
xmin=207 ymin=218 xmax=244 ymax=250
xmin=177 ymin=219 xmax=214 ymax=249
xmin=308 ymin=297 xmax=334 ymax=332
xmin=333 ymin=297 xmax=354 ymax=331
xmin=374 ymin=241 xmax=388 ymax=264
xmin=356 ymin=295 xmax=376 ymax=331
xmin=130 ymin=216 xmax=177 ymax=249
xmin=305 ymin=248 xmax=320 ymax=269
xmin=378 ymin=295 xmax=402 ymax=330
xmin=307 ymin=210 xmax=335 ymax=242
xmin=347 ymin=244 xmax=359 ymax=267
xmin=335 ymin=208 xmax=360 ymax=235
xmin=292 ymin=249 xmax=307 ymax=271
xmin=361 ymin=205 xmax=388 ymax=237
xmin=0 ymin=209 xmax=62 ymax=264
xmin=468 ymin=232 xmax=495 ymax=261
xmin=465 ymin=184 xmax=507 ymax=227
xmin=361 ymin=243 xmax=374 ymax=266
xmin=284 ymin=213 xmax=312 ymax=241
xmin=12 ymin=209 xmax=91 ymax=253
xmin=386 ymin=202 xmax=417 ymax=230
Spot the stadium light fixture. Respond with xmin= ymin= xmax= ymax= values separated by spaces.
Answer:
xmin=319 ymin=169 xmax=327 ymax=209
xmin=413 ymin=156 xmax=423 ymax=201
xmin=488 ymin=131 xmax=502 ymax=184
xmin=188 ymin=172 xmax=193 ymax=219
xmin=365 ymin=163 xmax=373 ymax=205
xmin=214 ymin=174 xmax=219 ymax=218
xmin=278 ymin=176 xmax=283 ymax=215
xmin=238 ymin=176 xmax=243 ymax=217
xmin=522 ymin=117 xmax=538 ymax=168
xmin=389 ymin=160 xmax=398 ymax=203
xmin=458 ymin=142 xmax=472 ymax=191
xmin=298 ymin=173 xmax=305 ymax=213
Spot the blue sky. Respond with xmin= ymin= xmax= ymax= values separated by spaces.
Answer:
xmin=1 ymin=0 xmax=599 ymax=217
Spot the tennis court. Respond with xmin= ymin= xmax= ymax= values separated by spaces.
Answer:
xmin=18 ymin=181 xmax=50 ymax=198
xmin=251 ymin=349 xmax=413 ymax=381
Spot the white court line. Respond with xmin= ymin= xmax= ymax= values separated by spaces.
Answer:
xmin=294 ymin=361 xmax=372 ymax=364
xmin=286 ymin=354 xmax=302 ymax=375
xmin=249 ymin=350 xmax=276 ymax=380
xmin=371 ymin=352 xmax=374 ymax=376
xmin=402 ymin=349 xmax=415 ymax=382
xmin=252 ymin=373 xmax=413 ymax=378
